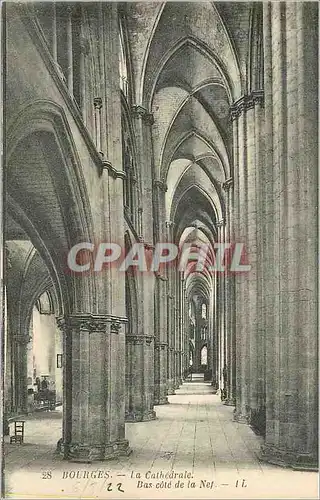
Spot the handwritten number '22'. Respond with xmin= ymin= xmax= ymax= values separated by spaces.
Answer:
xmin=106 ymin=483 xmax=124 ymax=493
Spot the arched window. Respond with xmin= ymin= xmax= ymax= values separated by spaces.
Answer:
xmin=201 ymin=303 xmax=207 ymax=319
xmin=119 ymin=22 xmax=129 ymax=98
xmin=201 ymin=345 xmax=208 ymax=365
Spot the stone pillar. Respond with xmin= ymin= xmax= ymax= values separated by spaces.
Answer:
xmin=125 ymin=260 xmax=156 ymax=422
xmin=167 ymin=297 xmax=175 ymax=395
xmin=216 ymin=220 xmax=225 ymax=395
xmin=208 ymin=286 xmax=214 ymax=384
xmin=52 ymin=2 xmax=57 ymax=61
xmin=177 ymin=272 xmax=184 ymax=385
xmin=13 ymin=334 xmax=29 ymax=414
xmin=212 ymin=273 xmax=219 ymax=391
xmin=174 ymin=274 xmax=182 ymax=388
xmin=153 ymin=181 xmax=169 ymax=404
xmin=130 ymin=105 xmax=156 ymax=417
xmin=154 ymin=340 xmax=168 ymax=405
xmin=55 ymin=322 xmax=63 ymax=405
xmin=231 ymin=89 xmax=264 ymax=423
xmin=154 ymin=268 xmax=168 ymax=405
xmin=245 ymin=93 xmax=264 ymax=428
xmin=66 ymin=6 xmax=73 ymax=94
xmin=183 ymin=283 xmax=189 ymax=379
xmin=232 ymin=102 xmax=249 ymax=422
xmin=126 ymin=333 xmax=156 ymax=421
xmin=223 ymin=178 xmax=236 ymax=406
xmin=166 ymin=220 xmax=176 ymax=395
xmin=261 ymin=2 xmax=318 ymax=470
xmin=57 ymin=314 xmax=130 ymax=461
xmin=173 ymin=283 xmax=180 ymax=389
xmin=3 ymin=278 xmax=13 ymax=432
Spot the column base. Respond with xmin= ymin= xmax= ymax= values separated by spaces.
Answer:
xmin=125 ymin=409 xmax=156 ymax=422
xmin=260 ymin=444 xmax=318 ymax=471
xmin=233 ymin=409 xmax=250 ymax=424
xmin=154 ymin=396 xmax=169 ymax=405
xmin=167 ymin=379 xmax=176 ymax=395
xmin=57 ymin=439 xmax=132 ymax=462
xmin=223 ymin=398 xmax=236 ymax=407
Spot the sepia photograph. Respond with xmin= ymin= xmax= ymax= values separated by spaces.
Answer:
xmin=1 ymin=1 xmax=318 ymax=498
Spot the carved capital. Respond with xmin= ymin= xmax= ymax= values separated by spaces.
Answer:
xmin=153 ymin=180 xmax=168 ymax=193
xmin=57 ymin=314 xmax=109 ymax=334
xmin=110 ymin=320 xmax=122 ymax=334
xmin=93 ymin=97 xmax=103 ymax=110
xmin=155 ymin=272 xmax=168 ymax=281
xmin=222 ymin=177 xmax=233 ymax=191
xmin=131 ymin=105 xmax=154 ymax=125
xmin=57 ymin=314 xmax=127 ymax=335
xmin=155 ymin=342 xmax=168 ymax=350
xmin=79 ymin=36 xmax=90 ymax=55
xmin=230 ymin=90 xmax=264 ymax=120
xmin=14 ymin=335 xmax=31 ymax=345
xmin=126 ymin=334 xmax=154 ymax=345
xmin=143 ymin=242 xmax=155 ymax=251
xmin=216 ymin=219 xmax=225 ymax=228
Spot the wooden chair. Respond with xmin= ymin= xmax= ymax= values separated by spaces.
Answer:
xmin=10 ymin=420 xmax=25 ymax=444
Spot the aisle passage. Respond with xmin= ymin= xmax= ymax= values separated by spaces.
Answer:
xmin=4 ymin=380 xmax=317 ymax=499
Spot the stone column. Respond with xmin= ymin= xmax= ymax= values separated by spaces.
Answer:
xmin=57 ymin=314 xmax=130 ymax=461
xmin=183 ymin=283 xmax=189 ymax=379
xmin=130 ymin=105 xmax=156 ymax=416
xmin=153 ymin=181 xmax=169 ymax=404
xmin=154 ymin=339 xmax=168 ymax=404
xmin=232 ymin=98 xmax=249 ymax=422
xmin=154 ymin=268 xmax=168 ymax=404
xmin=51 ymin=2 xmax=57 ymax=61
xmin=167 ymin=296 xmax=175 ymax=395
xmin=126 ymin=333 xmax=156 ymax=421
xmin=212 ymin=273 xmax=219 ymax=391
xmin=261 ymin=2 xmax=318 ymax=470
xmin=216 ymin=220 xmax=225 ymax=395
xmin=223 ymin=178 xmax=236 ymax=406
xmin=124 ymin=258 xmax=156 ymax=422
xmin=246 ymin=92 xmax=264 ymax=428
xmin=66 ymin=6 xmax=73 ymax=94
xmin=55 ymin=322 xmax=63 ymax=405
xmin=177 ymin=272 xmax=184 ymax=385
xmin=13 ymin=334 xmax=29 ymax=414
xmin=166 ymin=220 xmax=176 ymax=395
xmin=173 ymin=277 xmax=179 ymax=389
xmin=231 ymin=90 xmax=264 ymax=423
xmin=208 ymin=285 xmax=214 ymax=384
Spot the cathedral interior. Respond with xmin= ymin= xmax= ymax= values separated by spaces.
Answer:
xmin=3 ymin=2 xmax=318 ymax=495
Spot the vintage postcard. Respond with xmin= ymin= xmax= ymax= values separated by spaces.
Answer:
xmin=1 ymin=1 xmax=318 ymax=499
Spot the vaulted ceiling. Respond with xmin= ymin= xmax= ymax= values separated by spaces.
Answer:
xmin=125 ymin=1 xmax=257 ymax=295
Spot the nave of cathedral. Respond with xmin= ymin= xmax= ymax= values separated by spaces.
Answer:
xmin=3 ymin=1 xmax=318 ymax=492
xmin=4 ymin=377 xmax=318 ymax=498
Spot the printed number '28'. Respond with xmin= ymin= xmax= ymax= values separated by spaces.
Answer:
xmin=42 ymin=471 xmax=52 ymax=479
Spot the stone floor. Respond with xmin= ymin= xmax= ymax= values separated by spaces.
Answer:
xmin=4 ymin=376 xmax=318 ymax=499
